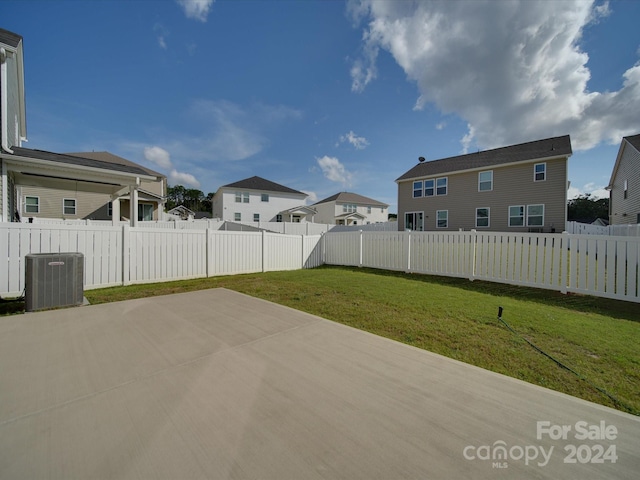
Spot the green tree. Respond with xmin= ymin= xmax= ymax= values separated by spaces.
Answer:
xmin=567 ymin=194 xmax=609 ymax=222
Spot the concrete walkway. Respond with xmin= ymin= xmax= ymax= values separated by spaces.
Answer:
xmin=0 ymin=288 xmax=638 ymax=479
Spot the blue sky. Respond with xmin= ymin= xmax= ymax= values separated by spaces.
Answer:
xmin=3 ymin=0 xmax=640 ymax=213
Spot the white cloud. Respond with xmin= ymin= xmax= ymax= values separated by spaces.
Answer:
xmin=303 ymin=191 xmax=318 ymax=204
xmin=348 ymin=0 xmax=640 ymax=151
xmin=568 ymin=182 xmax=608 ymax=199
xmin=338 ymin=130 xmax=370 ymax=150
xmin=153 ymin=23 xmax=169 ymax=50
xmin=170 ymin=169 xmax=201 ymax=188
xmin=176 ymin=0 xmax=214 ymax=22
xmin=317 ymin=156 xmax=353 ymax=187
xmin=144 ymin=146 xmax=173 ymax=169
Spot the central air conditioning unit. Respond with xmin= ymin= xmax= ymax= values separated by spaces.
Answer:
xmin=25 ymin=253 xmax=84 ymax=312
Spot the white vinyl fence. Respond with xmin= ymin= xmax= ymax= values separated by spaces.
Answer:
xmin=0 ymin=223 xmax=322 ymax=296
xmin=566 ymin=221 xmax=640 ymax=236
xmin=324 ymin=230 xmax=640 ymax=303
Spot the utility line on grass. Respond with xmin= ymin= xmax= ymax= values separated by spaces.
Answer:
xmin=497 ymin=306 xmax=639 ymax=417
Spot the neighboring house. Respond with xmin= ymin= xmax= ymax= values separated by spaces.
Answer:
xmin=212 ymin=176 xmax=311 ymax=223
xmin=0 ymin=28 xmax=161 ymax=225
xmin=312 ymin=192 xmax=389 ymax=225
xmin=167 ymin=205 xmax=196 ymax=221
xmin=607 ymin=133 xmax=640 ymax=225
xmin=396 ymin=135 xmax=572 ymax=232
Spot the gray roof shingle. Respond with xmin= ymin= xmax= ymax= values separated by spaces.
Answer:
xmin=0 ymin=28 xmax=22 ymax=48
xmin=11 ymin=147 xmax=153 ymax=177
xmin=66 ymin=151 xmax=165 ymax=178
xmin=221 ymin=176 xmax=306 ymax=196
xmin=624 ymin=133 xmax=640 ymax=152
xmin=313 ymin=192 xmax=388 ymax=207
xmin=396 ymin=135 xmax=572 ymax=182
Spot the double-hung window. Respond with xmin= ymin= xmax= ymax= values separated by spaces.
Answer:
xmin=424 ymin=179 xmax=435 ymax=197
xmin=478 ymin=171 xmax=493 ymax=191
xmin=476 ymin=208 xmax=490 ymax=228
xmin=413 ymin=181 xmax=423 ymax=198
xmin=261 ymin=194 xmax=269 ymax=202
xmin=436 ymin=177 xmax=448 ymax=196
xmin=63 ymin=198 xmax=77 ymax=216
xmin=534 ymin=163 xmax=546 ymax=182
xmin=527 ymin=204 xmax=544 ymax=226
xmin=509 ymin=205 xmax=524 ymax=227
xmin=234 ymin=212 xmax=241 ymax=221
xmin=436 ymin=210 xmax=448 ymax=228
xmin=25 ymin=196 xmax=39 ymax=214
xmin=253 ymin=213 xmax=260 ymax=222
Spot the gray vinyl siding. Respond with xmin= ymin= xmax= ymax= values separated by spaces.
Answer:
xmin=398 ymin=158 xmax=567 ymax=232
xmin=609 ymin=142 xmax=640 ymax=225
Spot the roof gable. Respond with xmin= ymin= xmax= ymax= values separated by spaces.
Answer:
xmin=607 ymin=133 xmax=640 ymax=187
xmin=221 ymin=176 xmax=306 ymax=196
xmin=313 ymin=191 xmax=388 ymax=207
xmin=396 ymin=135 xmax=572 ymax=182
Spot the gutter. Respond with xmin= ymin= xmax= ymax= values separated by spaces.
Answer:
xmin=0 ymin=47 xmax=12 ymax=153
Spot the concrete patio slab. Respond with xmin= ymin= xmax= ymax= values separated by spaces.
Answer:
xmin=0 ymin=288 xmax=638 ymax=479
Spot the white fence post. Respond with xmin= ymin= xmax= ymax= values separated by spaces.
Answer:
xmin=469 ymin=229 xmax=477 ymax=281
xmin=406 ymin=230 xmax=411 ymax=272
xmin=261 ymin=230 xmax=266 ymax=273
xmin=359 ymin=230 xmax=363 ymax=267
xmin=561 ymin=232 xmax=569 ymax=294
xmin=122 ymin=225 xmax=130 ymax=286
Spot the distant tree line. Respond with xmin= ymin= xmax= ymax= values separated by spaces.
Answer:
xmin=166 ymin=185 xmax=214 ymax=213
xmin=567 ymin=194 xmax=609 ymax=223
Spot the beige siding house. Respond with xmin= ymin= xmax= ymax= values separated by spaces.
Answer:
xmin=1 ymin=28 xmax=164 ymax=225
xmin=17 ymin=151 xmax=166 ymax=222
xmin=312 ymin=192 xmax=389 ymax=225
xmin=396 ymin=135 xmax=572 ymax=232
xmin=607 ymin=133 xmax=640 ymax=225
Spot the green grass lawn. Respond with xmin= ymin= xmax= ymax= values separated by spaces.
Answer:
xmin=6 ymin=265 xmax=640 ymax=415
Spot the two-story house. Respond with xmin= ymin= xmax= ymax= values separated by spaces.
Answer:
xmin=312 ymin=192 xmax=389 ymax=225
xmin=396 ymin=135 xmax=572 ymax=232
xmin=212 ymin=176 xmax=312 ymax=223
xmin=607 ymin=133 xmax=640 ymax=225
xmin=1 ymin=28 xmax=163 ymax=225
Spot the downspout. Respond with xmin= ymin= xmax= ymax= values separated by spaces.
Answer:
xmin=1 ymin=48 xmax=9 ymax=222
xmin=1 ymin=47 xmax=12 ymax=154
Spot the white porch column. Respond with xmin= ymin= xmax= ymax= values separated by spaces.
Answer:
xmin=111 ymin=198 xmax=120 ymax=225
xmin=129 ymin=181 xmax=139 ymax=227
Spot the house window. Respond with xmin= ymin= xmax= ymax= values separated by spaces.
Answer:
xmin=478 ymin=171 xmax=493 ymax=191
xmin=234 ymin=212 xmax=241 ymax=221
xmin=343 ymin=204 xmax=356 ymax=213
xmin=509 ymin=205 xmax=524 ymax=227
xmin=624 ymin=180 xmax=628 ymax=199
xmin=534 ymin=163 xmax=546 ymax=182
xmin=404 ymin=212 xmax=424 ymax=231
xmin=107 ymin=201 xmax=112 ymax=217
xmin=63 ymin=198 xmax=77 ymax=216
xmin=527 ymin=204 xmax=544 ymax=226
xmin=253 ymin=213 xmax=260 ymax=222
xmin=24 ymin=196 xmax=39 ymax=214
xmin=424 ymin=179 xmax=435 ymax=197
xmin=236 ymin=192 xmax=249 ymax=203
xmin=413 ymin=181 xmax=423 ymax=198
xmin=436 ymin=210 xmax=448 ymax=228
xmin=367 ymin=206 xmax=371 ymax=214
xmin=138 ymin=204 xmax=153 ymax=221
xmin=476 ymin=208 xmax=490 ymax=228
xmin=261 ymin=193 xmax=269 ymax=202
xmin=436 ymin=177 xmax=448 ymax=195
xmin=276 ymin=214 xmax=282 ymax=222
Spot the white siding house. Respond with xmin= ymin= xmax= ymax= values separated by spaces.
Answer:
xmin=212 ymin=176 xmax=311 ymax=223
xmin=312 ymin=192 xmax=389 ymax=225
